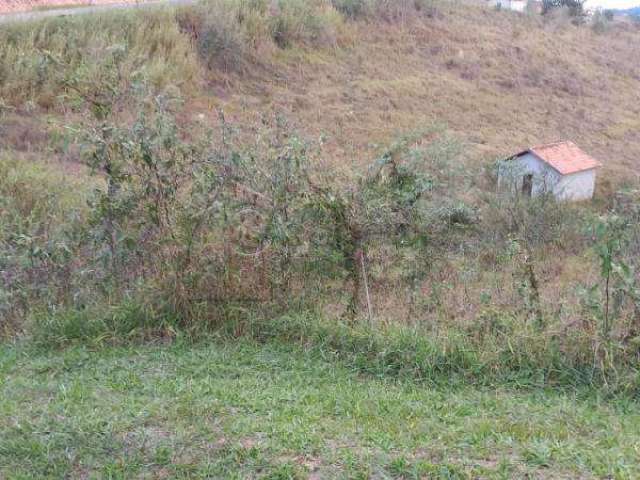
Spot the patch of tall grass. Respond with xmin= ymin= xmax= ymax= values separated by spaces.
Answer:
xmin=28 ymin=301 xmax=640 ymax=395
xmin=331 ymin=0 xmax=439 ymax=20
xmin=29 ymin=299 xmax=179 ymax=348
xmin=0 ymin=1 xmax=347 ymax=108
xmin=0 ymin=155 xmax=86 ymax=235
xmin=239 ymin=312 xmax=640 ymax=396
xmin=0 ymin=154 xmax=92 ymax=333
xmin=177 ymin=0 xmax=344 ymax=71
xmin=0 ymin=0 xmax=442 ymax=109
xmin=0 ymin=9 xmax=199 ymax=108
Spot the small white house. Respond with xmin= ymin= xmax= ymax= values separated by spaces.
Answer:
xmin=489 ymin=0 xmax=527 ymax=12
xmin=498 ymin=141 xmax=602 ymax=201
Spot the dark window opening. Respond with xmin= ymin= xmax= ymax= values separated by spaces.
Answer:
xmin=522 ymin=174 xmax=533 ymax=197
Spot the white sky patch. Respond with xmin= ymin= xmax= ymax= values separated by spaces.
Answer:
xmin=585 ymin=0 xmax=638 ymax=9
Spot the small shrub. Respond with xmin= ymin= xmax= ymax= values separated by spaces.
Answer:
xmin=332 ymin=0 xmax=437 ymax=21
xmin=268 ymin=0 xmax=342 ymax=48
xmin=372 ymin=0 xmax=416 ymax=21
xmin=432 ymin=202 xmax=477 ymax=227
xmin=542 ymin=0 xmax=585 ymax=18
xmin=525 ymin=0 xmax=539 ymax=14
xmin=199 ymin=10 xmax=247 ymax=71
xmin=484 ymin=190 xmax=586 ymax=251
xmin=591 ymin=9 xmax=609 ymax=34
xmin=585 ymin=214 xmax=637 ymax=340
xmin=542 ymin=5 xmax=575 ymax=29
xmin=331 ymin=0 xmax=369 ymax=19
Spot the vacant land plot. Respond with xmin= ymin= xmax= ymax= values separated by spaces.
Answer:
xmin=1 ymin=341 xmax=639 ymax=479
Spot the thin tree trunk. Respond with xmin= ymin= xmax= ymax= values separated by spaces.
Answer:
xmin=524 ymin=252 xmax=543 ymax=328
xmin=604 ymin=272 xmax=610 ymax=339
xmin=343 ymin=219 xmax=362 ymax=321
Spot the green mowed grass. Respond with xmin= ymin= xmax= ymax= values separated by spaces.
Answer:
xmin=1 ymin=341 xmax=639 ymax=479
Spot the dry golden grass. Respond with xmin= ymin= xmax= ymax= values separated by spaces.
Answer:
xmin=3 ymin=1 xmax=639 ymax=191
xmin=184 ymin=2 xmax=640 ymax=192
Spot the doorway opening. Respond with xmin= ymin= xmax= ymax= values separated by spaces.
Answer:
xmin=522 ymin=174 xmax=533 ymax=197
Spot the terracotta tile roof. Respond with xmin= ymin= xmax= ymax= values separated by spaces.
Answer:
xmin=517 ymin=141 xmax=602 ymax=175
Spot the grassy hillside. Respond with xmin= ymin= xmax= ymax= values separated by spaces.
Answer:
xmin=0 ymin=0 xmax=148 ymax=15
xmin=210 ymin=4 xmax=640 ymax=187
xmin=2 ymin=339 xmax=640 ymax=479
xmin=2 ymin=1 xmax=640 ymax=184
xmin=1 ymin=0 xmax=639 ymax=354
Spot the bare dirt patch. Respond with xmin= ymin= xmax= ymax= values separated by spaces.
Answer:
xmin=0 ymin=0 xmax=145 ymax=15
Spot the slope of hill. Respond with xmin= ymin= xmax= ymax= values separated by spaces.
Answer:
xmin=232 ymin=6 xmax=640 ymax=186
xmin=1 ymin=0 xmax=640 ymax=336
xmin=2 ymin=1 xmax=640 ymax=188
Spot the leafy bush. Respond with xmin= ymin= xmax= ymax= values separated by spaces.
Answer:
xmin=483 ymin=189 xmax=586 ymax=251
xmin=543 ymin=0 xmax=587 ymax=26
xmin=331 ymin=0 xmax=369 ymax=18
xmin=1 ymin=89 xmax=470 ymax=332
xmin=370 ymin=0 xmax=423 ymax=21
xmin=268 ymin=0 xmax=342 ymax=48
xmin=591 ymin=9 xmax=610 ymax=34
xmin=192 ymin=4 xmax=248 ymax=71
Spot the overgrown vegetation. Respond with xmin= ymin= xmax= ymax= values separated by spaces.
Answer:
xmin=2 ymin=91 xmax=639 ymax=395
xmin=0 ymin=0 xmax=444 ymax=108
xmin=2 ymin=97 xmax=462 ymax=328
xmin=1 ymin=0 xmax=640 ymax=398
xmin=0 ymin=9 xmax=199 ymax=109
xmin=542 ymin=0 xmax=585 ymax=19
xmin=2 ymin=4 xmax=640 ymax=478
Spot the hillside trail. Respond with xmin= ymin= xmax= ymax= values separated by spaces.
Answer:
xmin=0 ymin=0 xmax=195 ymax=24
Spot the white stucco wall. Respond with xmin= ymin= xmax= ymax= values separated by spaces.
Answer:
xmin=510 ymin=0 xmax=526 ymax=12
xmin=554 ymin=169 xmax=596 ymax=201
xmin=488 ymin=0 xmax=526 ymax=11
xmin=498 ymin=153 xmax=560 ymax=196
xmin=498 ymin=153 xmax=597 ymax=201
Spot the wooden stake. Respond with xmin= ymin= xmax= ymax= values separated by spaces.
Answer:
xmin=360 ymin=251 xmax=373 ymax=325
